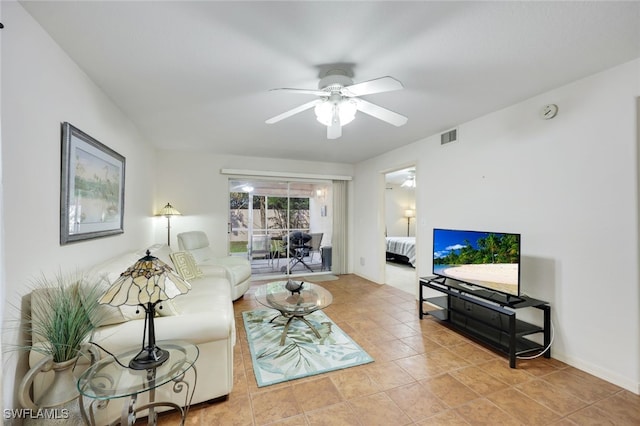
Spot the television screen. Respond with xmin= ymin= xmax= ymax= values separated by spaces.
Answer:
xmin=432 ymin=228 xmax=521 ymax=297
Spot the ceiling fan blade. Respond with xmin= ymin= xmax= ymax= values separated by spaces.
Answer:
xmin=265 ymin=99 xmax=321 ymax=124
xmin=341 ymin=76 xmax=404 ymax=97
xmin=270 ymin=88 xmax=329 ymax=96
xmin=327 ymin=108 xmax=342 ymax=139
xmin=354 ymin=98 xmax=408 ymax=127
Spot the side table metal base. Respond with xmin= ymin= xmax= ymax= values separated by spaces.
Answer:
xmin=80 ymin=365 xmax=197 ymax=426
xmin=77 ymin=341 xmax=198 ymax=426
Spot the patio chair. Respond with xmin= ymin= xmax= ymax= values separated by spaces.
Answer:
xmin=269 ymin=238 xmax=286 ymax=268
xmin=308 ymin=232 xmax=323 ymax=262
xmin=249 ymin=234 xmax=271 ymax=261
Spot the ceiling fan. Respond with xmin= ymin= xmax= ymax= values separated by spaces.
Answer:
xmin=401 ymin=170 xmax=416 ymax=188
xmin=265 ymin=69 xmax=408 ymax=139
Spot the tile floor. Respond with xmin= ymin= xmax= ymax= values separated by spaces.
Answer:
xmin=385 ymin=261 xmax=417 ymax=295
xmin=153 ymin=274 xmax=640 ymax=425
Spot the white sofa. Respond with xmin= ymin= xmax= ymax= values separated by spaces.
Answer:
xmin=177 ymin=231 xmax=251 ymax=300
xmin=28 ymin=243 xmax=236 ymax=424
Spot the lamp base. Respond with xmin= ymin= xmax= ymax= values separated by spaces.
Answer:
xmin=129 ymin=346 xmax=170 ymax=370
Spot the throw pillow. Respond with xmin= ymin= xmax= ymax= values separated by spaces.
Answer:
xmin=170 ymin=251 xmax=202 ymax=280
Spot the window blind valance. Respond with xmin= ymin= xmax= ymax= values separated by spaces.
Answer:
xmin=220 ymin=169 xmax=352 ymax=181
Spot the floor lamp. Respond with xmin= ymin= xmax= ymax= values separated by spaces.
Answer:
xmin=158 ymin=202 xmax=181 ymax=246
xmin=404 ymin=209 xmax=415 ymax=237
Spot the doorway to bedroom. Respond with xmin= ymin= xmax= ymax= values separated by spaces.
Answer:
xmin=384 ymin=167 xmax=417 ymax=295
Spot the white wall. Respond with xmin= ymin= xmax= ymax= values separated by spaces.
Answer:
xmin=1 ymin=2 xmax=158 ymax=409
xmin=154 ymin=151 xmax=353 ymax=256
xmin=153 ymin=151 xmax=353 ymax=256
xmin=354 ymin=143 xmax=423 ymax=283
xmin=309 ymin=183 xmax=333 ymax=247
xmin=354 ymin=59 xmax=640 ymax=393
xmin=385 ymin=183 xmax=416 ymax=237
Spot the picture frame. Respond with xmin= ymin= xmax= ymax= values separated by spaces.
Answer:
xmin=60 ymin=122 xmax=125 ymax=244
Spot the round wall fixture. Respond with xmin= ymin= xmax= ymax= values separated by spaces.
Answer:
xmin=540 ymin=104 xmax=559 ymax=120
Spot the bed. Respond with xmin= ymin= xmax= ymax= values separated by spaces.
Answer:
xmin=385 ymin=236 xmax=416 ymax=267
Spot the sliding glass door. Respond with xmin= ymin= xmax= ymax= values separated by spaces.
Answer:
xmin=228 ymin=178 xmax=332 ymax=278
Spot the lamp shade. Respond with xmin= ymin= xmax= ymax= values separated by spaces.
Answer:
xmin=98 ymin=250 xmax=191 ymax=370
xmin=158 ymin=202 xmax=181 ymax=217
xmin=315 ymin=98 xmax=357 ymax=126
xmin=99 ymin=250 xmax=191 ymax=307
xmin=404 ymin=209 xmax=415 ymax=218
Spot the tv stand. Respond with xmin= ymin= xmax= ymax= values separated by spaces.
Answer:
xmin=419 ymin=276 xmax=551 ymax=368
xmin=457 ymin=282 xmax=480 ymax=291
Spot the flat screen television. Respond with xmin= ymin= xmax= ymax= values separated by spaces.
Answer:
xmin=432 ymin=228 xmax=521 ymax=297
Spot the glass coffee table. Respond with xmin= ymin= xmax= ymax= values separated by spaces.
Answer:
xmin=255 ymin=280 xmax=333 ymax=345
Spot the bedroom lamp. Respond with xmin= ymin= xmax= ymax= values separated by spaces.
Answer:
xmin=404 ymin=209 xmax=415 ymax=237
xmin=158 ymin=202 xmax=181 ymax=246
xmin=98 ymin=250 xmax=191 ymax=370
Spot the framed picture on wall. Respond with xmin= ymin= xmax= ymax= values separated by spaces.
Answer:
xmin=60 ymin=122 xmax=125 ymax=244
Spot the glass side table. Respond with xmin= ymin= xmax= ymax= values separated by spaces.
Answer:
xmin=77 ymin=340 xmax=198 ymax=426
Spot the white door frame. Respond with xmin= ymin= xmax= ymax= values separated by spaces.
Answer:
xmin=381 ymin=165 xmax=418 ymax=296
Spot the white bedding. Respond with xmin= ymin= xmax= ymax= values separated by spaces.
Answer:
xmin=385 ymin=236 xmax=416 ymax=266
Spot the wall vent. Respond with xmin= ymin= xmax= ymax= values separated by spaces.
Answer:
xmin=441 ymin=128 xmax=458 ymax=145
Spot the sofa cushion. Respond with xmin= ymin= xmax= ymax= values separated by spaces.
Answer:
xmin=177 ymin=231 xmax=209 ymax=251
xmin=169 ymin=251 xmax=203 ymax=280
xmin=177 ymin=231 xmax=218 ymax=264
xmin=208 ymin=256 xmax=251 ymax=288
xmin=155 ymin=299 xmax=180 ymax=316
xmin=138 ymin=244 xmax=174 ymax=269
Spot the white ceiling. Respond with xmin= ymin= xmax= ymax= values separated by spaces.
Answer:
xmin=19 ymin=1 xmax=640 ymax=164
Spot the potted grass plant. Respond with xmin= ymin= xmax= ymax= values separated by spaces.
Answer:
xmin=17 ymin=271 xmax=105 ymax=414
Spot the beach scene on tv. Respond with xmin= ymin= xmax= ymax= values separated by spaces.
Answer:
xmin=433 ymin=229 xmax=520 ymax=295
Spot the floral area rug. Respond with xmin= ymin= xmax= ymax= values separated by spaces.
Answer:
xmin=242 ymin=309 xmax=374 ymax=387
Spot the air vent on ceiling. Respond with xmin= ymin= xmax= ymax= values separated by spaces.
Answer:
xmin=441 ymin=128 xmax=458 ymax=145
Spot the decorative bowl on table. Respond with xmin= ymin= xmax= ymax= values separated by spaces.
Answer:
xmin=285 ymin=279 xmax=304 ymax=294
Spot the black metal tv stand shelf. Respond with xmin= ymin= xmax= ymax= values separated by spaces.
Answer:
xmin=419 ymin=276 xmax=551 ymax=368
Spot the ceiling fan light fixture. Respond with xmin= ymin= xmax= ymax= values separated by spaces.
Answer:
xmin=266 ymin=72 xmax=406 ymax=139
xmin=314 ymin=98 xmax=357 ymax=127
xmin=338 ymin=99 xmax=357 ymax=124
xmin=400 ymin=176 xmax=416 ymax=188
